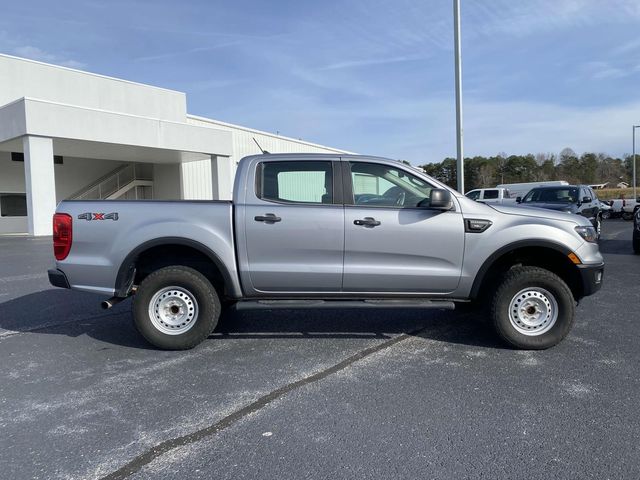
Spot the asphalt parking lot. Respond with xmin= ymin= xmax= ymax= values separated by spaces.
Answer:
xmin=1 ymin=219 xmax=639 ymax=479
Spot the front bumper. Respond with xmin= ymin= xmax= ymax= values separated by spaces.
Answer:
xmin=48 ymin=269 xmax=70 ymax=289
xmin=577 ymin=262 xmax=604 ymax=297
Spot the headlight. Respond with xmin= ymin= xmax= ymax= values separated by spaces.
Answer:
xmin=575 ymin=225 xmax=598 ymax=243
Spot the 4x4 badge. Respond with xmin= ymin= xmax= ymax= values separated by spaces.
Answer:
xmin=78 ymin=212 xmax=119 ymax=221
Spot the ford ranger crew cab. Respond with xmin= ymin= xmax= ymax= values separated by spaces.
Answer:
xmin=48 ymin=154 xmax=604 ymax=350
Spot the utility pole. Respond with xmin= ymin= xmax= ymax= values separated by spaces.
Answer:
xmin=454 ymin=0 xmax=464 ymax=193
xmin=634 ymin=125 xmax=639 ymax=200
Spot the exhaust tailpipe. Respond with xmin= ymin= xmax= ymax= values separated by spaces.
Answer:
xmin=101 ymin=296 xmax=126 ymax=309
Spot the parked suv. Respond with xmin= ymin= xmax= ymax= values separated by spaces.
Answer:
xmin=517 ymin=185 xmax=602 ymax=237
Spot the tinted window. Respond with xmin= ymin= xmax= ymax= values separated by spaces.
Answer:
xmin=349 ymin=162 xmax=433 ymax=207
xmin=0 ymin=194 xmax=27 ymax=217
xmin=466 ymin=190 xmax=481 ymax=200
xmin=483 ymin=189 xmax=499 ymax=199
xmin=258 ymin=161 xmax=333 ymax=204
xmin=523 ymin=187 xmax=579 ymax=203
xmin=584 ymin=188 xmax=596 ymax=201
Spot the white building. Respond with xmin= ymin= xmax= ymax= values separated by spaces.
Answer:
xmin=0 ymin=54 xmax=349 ymax=236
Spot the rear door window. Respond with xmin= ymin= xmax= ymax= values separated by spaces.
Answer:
xmin=257 ymin=161 xmax=334 ymax=204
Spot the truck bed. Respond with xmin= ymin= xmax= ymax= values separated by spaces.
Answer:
xmin=55 ymin=200 xmax=238 ymax=296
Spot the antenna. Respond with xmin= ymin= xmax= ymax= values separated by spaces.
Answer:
xmin=253 ymin=137 xmax=269 ymax=154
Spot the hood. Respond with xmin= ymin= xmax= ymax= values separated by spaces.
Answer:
xmin=491 ymin=204 xmax=588 ymax=224
xmin=515 ymin=202 xmax=577 ymax=213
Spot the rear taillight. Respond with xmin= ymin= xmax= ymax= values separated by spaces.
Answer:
xmin=53 ymin=213 xmax=72 ymax=260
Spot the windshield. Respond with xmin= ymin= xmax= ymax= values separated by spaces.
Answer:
xmin=522 ymin=187 xmax=579 ymax=203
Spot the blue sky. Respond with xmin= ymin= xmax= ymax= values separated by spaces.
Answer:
xmin=1 ymin=0 xmax=639 ymax=164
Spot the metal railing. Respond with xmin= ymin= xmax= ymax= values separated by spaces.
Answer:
xmin=70 ymin=164 xmax=153 ymax=200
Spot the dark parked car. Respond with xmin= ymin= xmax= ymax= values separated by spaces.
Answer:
xmin=633 ymin=208 xmax=640 ymax=254
xmin=517 ymin=185 xmax=602 ymax=237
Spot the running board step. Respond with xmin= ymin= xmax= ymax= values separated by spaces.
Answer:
xmin=235 ymin=299 xmax=456 ymax=311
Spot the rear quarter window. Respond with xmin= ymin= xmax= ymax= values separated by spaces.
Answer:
xmin=483 ymin=189 xmax=499 ymax=199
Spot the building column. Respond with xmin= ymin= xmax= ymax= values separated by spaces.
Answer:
xmin=211 ymin=155 xmax=234 ymax=200
xmin=179 ymin=159 xmax=212 ymax=200
xmin=23 ymin=136 xmax=56 ymax=236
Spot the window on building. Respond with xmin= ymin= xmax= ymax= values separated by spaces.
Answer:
xmin=11 ymin=152 xmax=64 ymax=164
xmin=0 ymin=194 xmax=28 ymax=217
xmin=258 ymin=161 xmax=333 ymax=204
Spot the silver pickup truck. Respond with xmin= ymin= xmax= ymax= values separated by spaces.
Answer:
xmin=49 ymin=154 xmax=604 ymax=350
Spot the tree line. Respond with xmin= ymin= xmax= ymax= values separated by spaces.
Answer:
xmin=419 ymin=148 xmax=635 ymax=191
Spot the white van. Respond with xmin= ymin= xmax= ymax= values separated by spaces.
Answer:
xmin=496 ymin=181 xmax=569 ymax=201
xmin=465 ymin=188 xmax=514 ymax=204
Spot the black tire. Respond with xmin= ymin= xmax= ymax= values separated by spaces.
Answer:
xmin=622 ymin=211 xmax=634 ymax=221
xmin=633 ymin=232 xmax=640 ymax=254
xmin=601 ymin=210 xmax=611 ymax=220
xmin=490 ymin=266 xmax=575 ymax=350
xmin=133 ymin=266 xmax=220 ymax=350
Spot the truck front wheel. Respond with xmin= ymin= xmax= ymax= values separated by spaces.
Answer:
xmin=133 ymin=266 xmax=220 ymax=350
xmin=491 ymin=266 xmax=575 ymax=349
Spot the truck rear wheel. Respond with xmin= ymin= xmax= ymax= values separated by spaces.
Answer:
xmin=491 ymin=266 xmax=575 ymax=350
xmin=133 ymin=266 xmax=220 ymax=350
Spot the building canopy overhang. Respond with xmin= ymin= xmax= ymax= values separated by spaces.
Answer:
xmin=0 ymin=97 xmax=232 ymax=163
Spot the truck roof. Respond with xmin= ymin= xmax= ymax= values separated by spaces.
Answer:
xmin=240 ymin=153 xmax=395 ymax=162
xmin=529 ymin=184 xmax=588 ymax=189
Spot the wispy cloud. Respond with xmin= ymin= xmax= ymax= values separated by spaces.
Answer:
xmin=12 ymin=46 xmax=86 ymax=69
xmin=469 ymin=0 xmax=640 ymax=38
xmin=133 ymin=32 xmax=290 ymax=62
xmin=612 ymin=38 xmax=640 ymax=55
xmin=132 ymin=41 xmax=243 ymax=62
xmin=581 ymin=60 xmax=638 ymax=80
xmin=319 ymin=54 xmax=429 ymax=71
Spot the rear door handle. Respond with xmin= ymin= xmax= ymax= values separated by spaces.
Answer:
xmin=255 ymin=213 xmax=281 ymax=223
xmin=354 ymin=217 xmax=381 ymax=227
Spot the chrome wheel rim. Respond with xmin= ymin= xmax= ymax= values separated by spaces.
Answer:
xmin=148 ymin=286 xmax=198 ymax=335
xmin=508 ymin=287 xmax=558 ymax=336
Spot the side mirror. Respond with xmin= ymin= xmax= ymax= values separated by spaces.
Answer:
xmin=427 ymin=189 xmax=453 ymax=210
xmin=516 ymin=196 xmax=522 ymax=203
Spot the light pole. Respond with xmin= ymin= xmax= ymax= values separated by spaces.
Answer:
xmin=634 ymin=125 xmax=639 ymax=200
xmin=454 ymin=0 xmax=464 ymax=193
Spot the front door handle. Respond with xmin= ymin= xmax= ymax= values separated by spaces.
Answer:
xmin=255 ymin=213 xmax=281 ymax=223
xmin=354 ymin=217 xmax=381 ymax=227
